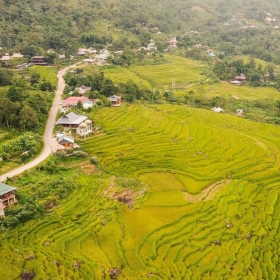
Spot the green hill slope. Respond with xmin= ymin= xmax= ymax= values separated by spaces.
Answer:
xmin=1 ymin=105 xmax=279 ymax=279
xmin=1 ymin=0 xmax=280 ymax=61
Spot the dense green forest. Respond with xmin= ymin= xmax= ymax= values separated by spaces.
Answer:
xmin=1 ymin=0 xmax=280 ymax=63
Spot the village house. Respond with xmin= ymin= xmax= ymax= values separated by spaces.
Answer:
xmin=16 ymin=63 xmax=28 ymax=70
xmin=0 ymin=182 xmax=17 ymax=217
xmin=59 ymin=54 xmax=65 ymax=59
xmin=74 ymin=85 xmax=91 ymax=95
xmin=78 ymin=47 xmax=97 ymax=55
xmin=114 ymin=50 xmax=123 ymax=55
xmin=236 ymin=109 xmax=245 ymax=116
xmin=108 ymin=95 xmax=122 ymax=107
xmin=208 ymin=52 xmax=216 ymax=57
xmin=83 ymin=100 xmax=94 ymax=110
xmin=63 ymin=96 xmax=95 ymax=109
xmin=11 ymin=53 xmax=24 ymax=59
xmin=94 ymin=49 xmax=110 ymax=64
xmin=77 ymin=51 xmax=86 ymax=56
xmin=30 ymin=56 xmax=48 ymax=66
xmin=56 ymin=112 xmax=93 ymax=137
xmin=96 ymin=49 xmax=110 ymax=58
xmin=56 ymin=132 xmax=75 ymax=148
xmin=230 ymin=80 xmax=241 ymax=85
xmin=211 ymin=107 xmax=223 ymax=113
xmin=137 ymin=47 xmax=147 ymax=52
xmin=168 ymin=38 xmax=178 ymax=48
xmin=234 ymin=74 xmax=246 ymax=82
xmin=89 ymin=48 xmax=97 ymax=54
xmin=83 ymin=58 xmax=95 ymax=64
xmin=77 ymin=119 xmax=93 ymax=137
xmin=147 ymin=39 xmax=157 ymax=51
xmin=0 ymin=53 xmax=11 ymax=62
xmin=206 ymin=49 xmax=216 ymax=57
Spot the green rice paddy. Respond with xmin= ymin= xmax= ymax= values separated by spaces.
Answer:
xmin=94 ymin=54 xmax=206 ymax=90
xmin=129 ymin=55 xmax=206 ymax=89
xmin=99 ymin=54 xmax=280 ymax=100
xmin=1 ymin=104 xmax=279 ymax=279
xmin=176 ymin=82 xmax=280 ymax=100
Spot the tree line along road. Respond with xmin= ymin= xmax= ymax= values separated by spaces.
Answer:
xmin=0 ymin=64 xmax=76 ymax=182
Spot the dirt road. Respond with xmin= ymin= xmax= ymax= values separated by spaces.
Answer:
xmin=0 ymin=64 xmax=75 ymax=182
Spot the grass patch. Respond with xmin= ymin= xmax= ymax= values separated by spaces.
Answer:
xmin=28 ymin=66 xmax=58 ymax=87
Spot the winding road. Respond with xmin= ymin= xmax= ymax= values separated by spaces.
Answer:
xmin=0 ymin=64 xmax=75 ymax=182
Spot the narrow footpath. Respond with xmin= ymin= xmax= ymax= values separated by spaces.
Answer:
xmin=0 ymin=64 xmax=75 ymax=182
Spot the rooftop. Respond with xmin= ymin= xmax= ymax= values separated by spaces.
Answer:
xmin=64 ymin=96 xmax=88 ymax=105
xmin=108 ymin=95 xmax=121 ymax=102
xmin=57 ymin=134 xmax=75 ymax=144
xmin=0 ymin=182 xmax=17 ymax=196
xmin=56 ymin=112 xmax=88 ymax=125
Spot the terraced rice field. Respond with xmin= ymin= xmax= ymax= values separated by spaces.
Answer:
xmin=235 ymin=55 xmax=280 ymax=73
xmin=100 ymin=67 xmax=152 ymax=89
xmin=175 ymin=81 xmax=280 ymax=100
xmin=129 ymin=55 xmax=206 ymax=89
xmin=1 ymin=105 xmax=279 ymax=279
xmin=83 ymin=54 xmax=206 ymax=90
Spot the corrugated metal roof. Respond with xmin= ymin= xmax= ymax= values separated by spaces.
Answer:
xmin=0 ymin=182 xmax=17 ymax=196
xmin=56 ymin=112 xmax=88 ymax=125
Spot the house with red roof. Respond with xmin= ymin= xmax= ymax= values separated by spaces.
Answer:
xmin=168 ymin=38 xmax=178 ymax=48
xmin=63 ymin=97 xmax=95 ymax=109
xmin=63 ymin=96 xmax=88 ymax=107
xmin=234 ymin=74 xmax=246 ymax=82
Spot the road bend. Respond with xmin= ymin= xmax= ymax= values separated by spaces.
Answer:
xmin=0 ymin=64 xmax=75 ymax=182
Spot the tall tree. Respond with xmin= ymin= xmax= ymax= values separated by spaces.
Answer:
xmin=19 ymin=106 xmax=39 ymax=130
xmin=7 ymin=86 xmax=21 ymax=102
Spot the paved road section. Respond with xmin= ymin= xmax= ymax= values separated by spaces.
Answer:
xmin=0 ymin=65 xmax=74 ymax=182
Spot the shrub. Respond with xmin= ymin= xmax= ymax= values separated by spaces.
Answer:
xmin=90 ymin=156 xmax=99 ymax=165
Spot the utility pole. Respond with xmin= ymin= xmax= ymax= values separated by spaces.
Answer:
xmin=15 ymin=249 xmax=19 ymax=263
xmin=172 ymin=78 xmax=175 ymax=93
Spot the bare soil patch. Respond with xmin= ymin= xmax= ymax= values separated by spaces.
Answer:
xmin=104 ymin=177 xmax=146 ymax=206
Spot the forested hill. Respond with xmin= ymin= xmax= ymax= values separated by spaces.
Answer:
xmin=1 ymin=0 xmax=280 ymax=60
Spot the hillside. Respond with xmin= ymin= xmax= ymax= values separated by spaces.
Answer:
xmin=1 ymin=105 xmax=279 ymax=279
xmin=0 ymin=1 xmax=280 ymax=279
xmin=1 ymin=0 xmax=280 ymax=62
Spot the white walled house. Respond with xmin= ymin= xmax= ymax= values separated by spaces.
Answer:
xmin=56 ymin=112 xmax=93 ymax=137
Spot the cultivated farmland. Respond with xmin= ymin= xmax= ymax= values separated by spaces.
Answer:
xmin=98 ymin=54 xmax=280 ymax=101
xmin=129 ymin=55 xmax=206 ymax=89
xmin=1 ymin=105 xmax=279 ymax=279
xmin=96 ymin=54 xmax=206 ymax=90
xmin=175 ymin=81 xmax=280 ymax=100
